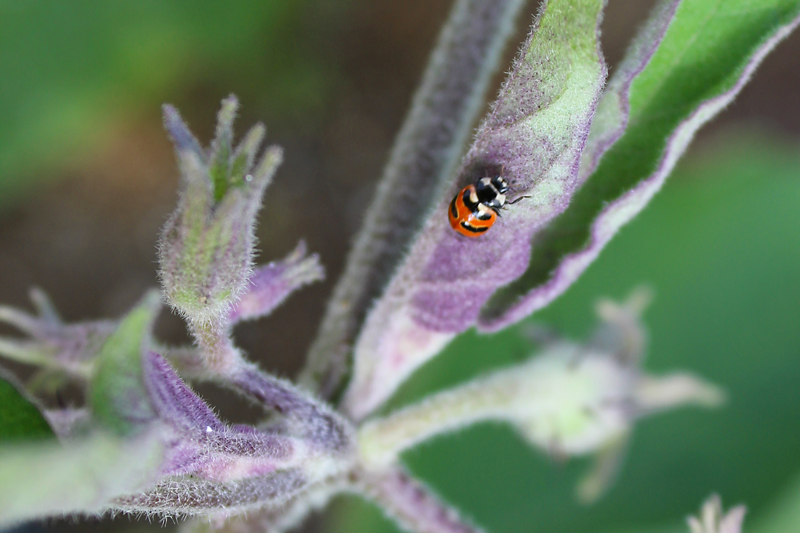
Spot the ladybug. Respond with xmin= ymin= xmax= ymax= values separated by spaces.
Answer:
xmin=448 ymin=175 xmax=523 ymax=237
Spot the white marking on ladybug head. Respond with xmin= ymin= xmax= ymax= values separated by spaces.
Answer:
xmin=476 ymin=203 xmax=494 ymax=219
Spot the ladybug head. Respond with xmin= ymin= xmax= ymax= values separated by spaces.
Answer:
xmin=475 ymin=175 xmax=508 ymax=211
xmin=490 ymin=175 xmax=509 ymax=194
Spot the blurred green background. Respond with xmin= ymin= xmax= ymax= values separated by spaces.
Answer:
xmin=1 ymin=1 xmax=799 ymax=533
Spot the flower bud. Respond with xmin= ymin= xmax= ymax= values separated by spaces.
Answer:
xmin=688 ymin=495 xmax=746 ymax=533
xmin=358 ymin=289 xmax=724 ymax=484
xmin=158 ymin=96 xmax=283 ymax=326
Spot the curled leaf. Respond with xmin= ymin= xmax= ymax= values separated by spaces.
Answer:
xmin=301 ymin=0 xmax=530 ymax=399
xmin=481 ymin=0 xmax=800 ymax=329
xmin=228 ymin=241 xmax=324 ymax=324
xmin=344 ymin=0 xmax=607 ymax=419
xmin=89 ymin=291 xmax=161 ymax=435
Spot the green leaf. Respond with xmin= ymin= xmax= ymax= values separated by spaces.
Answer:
xmin=0 ymin=369 xmax=54 ymax=442
xmin=89 ymin=290 xmax=160 ymax=435
xmin=0 ymin=430 xmax=164 ymax=527
xmin=482 ymin=0 xmax=800 ymax=326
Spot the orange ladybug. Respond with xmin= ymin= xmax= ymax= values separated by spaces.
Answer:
xmin=449 ymin=175 xmax=517 ymax=237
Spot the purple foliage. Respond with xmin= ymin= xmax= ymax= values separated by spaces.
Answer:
xmin=142 ymin=351 xmax=225 ymax=435
xmin=0 ymin=289 xmax=117 ymax=377
xmin=113 ymin=469 xmax=308 ymax=515
xmin=478 ymin=7 xmax=800 ymax=331
xmin=229 ymin=365 xmax=353 ymax=453
xmin=408 ymin=0 xmax=607 ymax=333
xmin=141 ymin=351 xmax=316 ymax=485
xmin=228 ymin=241 xmax=324 ymax=324
xmin=360 ymin=466 xmax=485 ymax=533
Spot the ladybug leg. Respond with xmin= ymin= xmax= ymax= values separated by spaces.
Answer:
xmin=507 ymin=194 xmax=531 ymax=205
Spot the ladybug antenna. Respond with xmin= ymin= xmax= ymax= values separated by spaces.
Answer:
xmin=507 ymin=195 xmax=530 ymax=206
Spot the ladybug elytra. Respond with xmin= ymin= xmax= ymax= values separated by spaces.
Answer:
xmin=448 ymin=175 xmax=520 ymax=237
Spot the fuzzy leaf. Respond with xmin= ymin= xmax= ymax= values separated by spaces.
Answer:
xmin=142 ymin=350 xmax=225 ymax=436
xmin=481 ymin=0 xmax=800 ymax=328
xmin=0 ymin=288 xmax=117 ymax=377
xmin=142 ymin=352 xmax=353 ymax=492
xmin=89 ymin=290 xmax=161 ymax=435
xmin=229 ymin=365 xmax=354 ymax=454
xmin=0 ymin=430 xmax=164 ymax=527
xmin=0 ymin=368 xmax=55 ymax=442
xmin=179 ymin=475 xmax=350 ymax=533
xmin=228 ymin=241 xmax=324 ymax=324
xmin=300 ymin=0 xmax=529 ymax=400
xmin=344 ymin=0 xmax=607 ymax=419
xmin=113 ymin=469 xmax=307 ymax=515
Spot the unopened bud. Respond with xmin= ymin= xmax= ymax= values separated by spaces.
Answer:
xmin=158 ymin=96 xmax=283 ymax=326
xmin=688 ymin=495 xmax=746 ymax=533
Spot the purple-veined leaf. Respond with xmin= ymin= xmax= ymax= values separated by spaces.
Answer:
xmin=300 ymin=0 xmax=529 ymax=400
xmin=343 ymin=0 xmax=607 ymax=419
xmin=481 ymin=0 xmax=800 ymax=328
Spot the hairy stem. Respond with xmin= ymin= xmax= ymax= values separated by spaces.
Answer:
xmin=229 ymin=365 xmax=354 ymax=454
xmin=358 ymin=368 xmax=522 ymax=468
xmin=300 ymin=0 xmax=528 ymax=400
xmin=358 ymin=466 xmax=485 ymax=533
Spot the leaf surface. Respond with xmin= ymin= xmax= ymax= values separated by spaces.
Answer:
xmin=333 ymin=133 xmax=800 ymax=533
xmin=0 ymin=369 xmax=54 ymax=443
xmin=482 ymin=0 xmax=800 ymax=327
xmin=344 ymin=0 xmax=607 ymax=419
